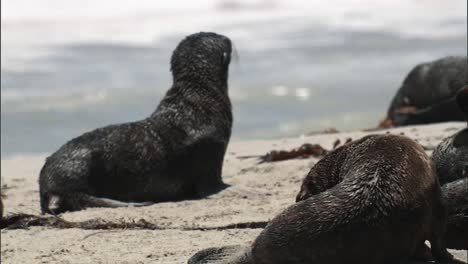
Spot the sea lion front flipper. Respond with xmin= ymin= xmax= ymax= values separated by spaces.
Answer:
xmin=393 ymin=96 xmax=462 ymax=126
xmin=181 ymin=136 xmax=229 ymax=197
xmin=428 ymin=184 xmax=461 ymax=264
xmin=409 ymin=243 xmax=434 ymax=262
xmin=405 ymin=243 xmax=467 ymax=264
xmin=188 ymin=245 xmax=252 ymax=264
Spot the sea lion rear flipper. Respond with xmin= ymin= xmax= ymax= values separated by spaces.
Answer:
xmin=188 ymin=245 xmax=252 ymax=264
xmin=86 ymin=196 xmax=153 ymax=208
xmin=46 ymin=193 xmax=153 ymax=214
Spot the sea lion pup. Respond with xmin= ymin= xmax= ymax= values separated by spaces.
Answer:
xmin=189 ymin=135 xmax=455 ymax=264
xmin=432 ymin=86 xmax=468 ymax=185
xmin=39 ymin=32 xmax=233 ymax=215
xmin=441 ymin=177 xmax=468 ymax=250
xmin=430 ymin=86 xmax=468 ymax=250
xmin=384 ymin=56 xmax=467 ymax=127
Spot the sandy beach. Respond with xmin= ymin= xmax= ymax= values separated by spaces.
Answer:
xmin=1 ymin=122 xmax=467 ymax=263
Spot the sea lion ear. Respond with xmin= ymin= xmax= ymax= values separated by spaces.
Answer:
xmin=456 ymin=85 xmax=468 ymax=115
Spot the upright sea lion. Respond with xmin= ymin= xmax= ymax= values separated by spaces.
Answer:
xmin=189 ymin=135 xmax=455 ymax=264
xmin=39 ymin=32 xmax=233 ymax=215
xmin=384 ymin=56 xmax=467 ymax=127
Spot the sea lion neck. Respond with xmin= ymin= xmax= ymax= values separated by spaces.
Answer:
xmin=150 ymin=80 xmax=232 ymax=122
xmin=170 ymin=55 xmax=230 ymax=95
xmin=172 ymin=72 xmax=228 ymax=93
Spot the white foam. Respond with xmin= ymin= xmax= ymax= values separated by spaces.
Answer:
xmin=271 ymin=85 xmax=289 ymax=97
xmin=294 ymin=87 xmax=313 ymax=101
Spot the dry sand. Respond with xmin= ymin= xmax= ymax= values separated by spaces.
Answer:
xmin=1 ymin=122 xmax=467 ymax=263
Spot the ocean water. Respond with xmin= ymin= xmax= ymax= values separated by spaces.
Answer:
xmin=1 ymin=0 xmax=467 ymax=157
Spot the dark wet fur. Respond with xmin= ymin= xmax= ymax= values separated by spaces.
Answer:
xmin=39 ymin=32 xmax=233 ymax=214
xmin=189 ymin=135 xmax=455 ymax=264
xmin=432 ymin=86 xmax=468 ymax=184
xmin=457 ymin=85 xmax=468 ymax=122
xmin=441 ymin=178 xmax=468 ymax=250
xmin=431 ymin=87 xmax=468 ymax=250
xmin=388 ymin=56 xmax=467 ymax=126
xmin=432 ymin=128 xmax=468 ymax=185
xmin=189 ymin=245 xmax=252 ymax=264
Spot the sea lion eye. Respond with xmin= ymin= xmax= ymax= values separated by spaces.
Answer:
xmin=223 ymin=52 xmax=230 ymax=64
xmin=403 ymin=97 xmax=410 ymax=104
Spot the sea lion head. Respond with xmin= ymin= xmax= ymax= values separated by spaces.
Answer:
xmin=456 ymin=85 xmax=468 ymax=121
xmin=171 ymin=32 xmax=232 ymax=89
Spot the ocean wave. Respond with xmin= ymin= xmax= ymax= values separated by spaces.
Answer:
xmin=2 ymin=0 xmax=465 ymax=71
xmin=1 ymin=0 xmax=466 ymax=156
xmin=1 ymin=89 xmax=111 ymax=113
xmin=2 ymin=0 xmax=465 ymax=51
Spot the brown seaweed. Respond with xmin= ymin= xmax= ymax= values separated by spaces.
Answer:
xmin=0 ymin=213 xmax=268 ymax=231
xmin=258 ymin=143 xmax=328 ymax=163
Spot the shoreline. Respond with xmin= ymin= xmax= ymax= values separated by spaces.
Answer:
xmin=1 ymin=122 xmax=467 ymax=263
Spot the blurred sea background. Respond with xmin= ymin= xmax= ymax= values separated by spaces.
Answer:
xmin=1 ymin=0 xmax=467 ymax=157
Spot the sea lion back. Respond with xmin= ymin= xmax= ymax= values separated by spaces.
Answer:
xmin=250 ymin=135 xmax=448 ymax=264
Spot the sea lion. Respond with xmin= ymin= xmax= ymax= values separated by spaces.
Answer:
xmin=189 ymin=135 xmax=455 ymax=264
xmin=441 ymin=177 xmax=468 ymax=250
xmin=430 ymin=86 xmax=468 ymax=250
xmin=385 ymin=56 xmax=467 ymax=127
xmin=39 ymin=32 xmax=233 ymax=215
xmin=432 ymin=86 xmax=468 ymax=185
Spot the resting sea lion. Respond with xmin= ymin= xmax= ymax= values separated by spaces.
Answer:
xmin=189 ymin=134 xmax=456 ymax=264
xmin=430 ymin=86 xmax=468 ymax=250
xmin=441 ymin=177 xmax=468 ymax=250
xmin=385 ymin=56 xmax=467 ymax=127
xmin=39 ymin=32 xmax=233 ymax=214
xmin=432 ymin=86 xmax=468 ymax=185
